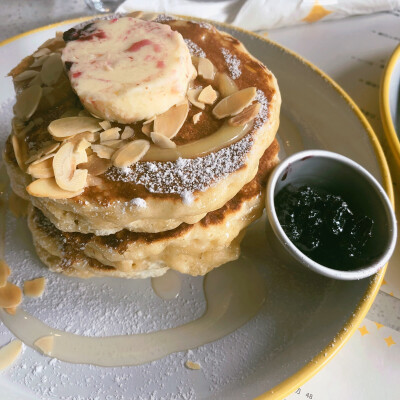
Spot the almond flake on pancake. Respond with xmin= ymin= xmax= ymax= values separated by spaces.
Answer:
xmin=153 ymin=101 xmax=189 ymax=139
xmin=187 ymin=88 xmax=205 ymax=110
xmin=111 ymin=140 xmax=150 ymax=168
xmin=151 ymin=132 xmax=177 ymax=149
xmin=193 ymin=112 xmax=202 ymax=124
xmin=14 ymin=70 xmax=39 ymax=82
xmin=14 ymin=85 xmax=42 ymax=121
xmin=121 ymin=126 xmax=134 ymax=139
xmin=100 ymin=127 xmax=121 ymax=142
xmin=91 ymin=144 xmax=115 ymax=159
xmin=228 ymin=102 xmax=261 ymax=126
xmin=212 ymin=87 xmax=256 ymax=119
xmin=216 ymin=72 xmax=238 ymax=98
xmin=198 ymin=85 xmax=218 ymax=104
xmin=197 ymin=57 xmax=215 ymax=80
xmin=48 ymin=117 xmax=102 ymax=139
xmin=27 ymin=177 xmax=84 ymax=199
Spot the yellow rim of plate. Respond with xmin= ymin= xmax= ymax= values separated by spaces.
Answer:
xmin=0 ymin=15 xmax=394 ymax=400
xmin=380 ymin=43 xmax=400 ymax=165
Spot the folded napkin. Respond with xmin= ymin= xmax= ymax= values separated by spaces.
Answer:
xmin=117 ymin=0 xmax=400 ymax=31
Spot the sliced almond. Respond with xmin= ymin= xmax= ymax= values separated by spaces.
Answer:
xmin=142 ymin=122 xmax=152 ymax=136
xmin=86 ymin=175 xmax=103 ymax=187
xmin=198 ymin=85 xmax=218 ymax=104
xmin=11 ymin=135 xmax=26 ymax=170
xmin=143 ymin=116 xmax=156 ymax=125
xmin=48 ymin=117 xmax=102 ymax=139
xmin=150 ymin=132 xmax=176 ymax=149
xmin=11 ymin=117 xmax=24 ymax=132
xmin=42 ymin=142 xmax=60 ymax=155
xmin=17 ymin=121 xmax=35 ymax=138
xmin=33 ymin=47 xmax=50 ymax=58
xmin=99 ymin=120 xmax=111 ymax=130
xmin=14 ymin=70 xmax=39 ymax=82
xmin=42 ymin=86 xmax=54 ymax=97
xmin=74 ymin=139 xmax=91 ymax=159
xmin=228 ymin=102 xmax=261 ymax=126
xmin=41 ymin=54 xmax=63 ymax=86
xmin=27 ymin=157 xmax=54 ymax=179
xmin=4 ymin=307 xmax=17 ymax=315
xmin=27 ymin=73 xmax=42 ymax=87
xmin=0 ymin=340 xmax=23 ymax=371
xmin=30 ymin=153 xmax=56 ymax=166
xmin=121 ymin=126 xmax=134 ymax=140
xmin=23 ymin=277 xmax=46 ymax=298
xmin=212 ymin=87 xmax=257 ymax=119
xmin=14 ymin=84 xmax=42 ymax=121
xmin=154 ymin=101 xmax=189 ymax=139
xmin=27 ymin=177 xmax=83 ymax=199
xmin=0 ymin=282 xmax=22 ymax=308
xmin=67 ymin=131 xmax=99 ymax=147
xmin=185 ymin=361 xmax=201 ymax=370
xmin=197 ymin=57 xmax=215 ymax=80
xmin=187 ymin=88 xmax=205 ymax=110
xmin=0 ymin=260 xmax=10 ymax=288
xmin=91 ymin=144 xmax=115 ymax=159
xmin=53 ymin=142 xmax=88 ymax=191
xmin=112 ymin=140 xmax=150 ymax=168
xmin=216 ymin=72 xmax=238 ymax=98
xmin=100 ymin=127 xmax=121 ymax=142
xmin=101 ymin=139 xmax=126 ymax=149
xmin=30 ymin=55 xmax=49 ymax=68
xmin=34 ymin=336 xmax=54 ymax=356
xmin=25 ymin=151 xmax=44 ymax=165
xmin=192 ymin=112 xmax=202 ymax=124
xmin=38 ymin=37 xmax=58 ymax=49
xmin=79 ymin=154 xmax=111 ymax=176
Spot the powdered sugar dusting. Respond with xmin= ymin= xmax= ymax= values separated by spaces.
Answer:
xmin=221 ymin=48 xmax=241 ymax=80
xmin=129 ymin=198 xmax=147 ymax=208
xmin=154 ymin=14 xmax=175 ymax=23
xmin=181 ymin=191 xmax=194 ymax=205
xmin=106 ymin=134 xmax=253 ymax=197
xmin=255 ymin=89 xmax=269 ymax=130
xmin=184 ymin=39 xmax=206 ymax=58
xmin=106 ymin=89 xmax=269 ymax=199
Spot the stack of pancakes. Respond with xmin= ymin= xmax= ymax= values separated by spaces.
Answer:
xmin=3 ymin=14 xmax=281 ymax=279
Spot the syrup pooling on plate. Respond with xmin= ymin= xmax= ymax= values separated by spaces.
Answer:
xmin=151 ymin=269 xmax=182 ymax=299
xmin=0 ymin=261 xmax=266 ymax=367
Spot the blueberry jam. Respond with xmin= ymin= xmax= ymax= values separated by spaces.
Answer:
xmin=275 ymin=184 xmax=374 ymax=271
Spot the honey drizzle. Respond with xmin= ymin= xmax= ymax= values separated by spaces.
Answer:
xmin=142 ymin=122 xmax=252 ymax=161
xmin=0 ymin=260 xmax=265 ymax=367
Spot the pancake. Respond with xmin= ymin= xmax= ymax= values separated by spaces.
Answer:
xmin=27 ymin=140 xmax=279 ymax=278
xmin=4 ymin=15 xmax=281 ymax=235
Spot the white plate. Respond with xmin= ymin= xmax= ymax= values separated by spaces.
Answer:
xmin=0 ymin=18 xmax=392 ymax=400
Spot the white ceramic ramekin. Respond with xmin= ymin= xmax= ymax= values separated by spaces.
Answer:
xmin=265 ymin=150 xmax=397 ymax=280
